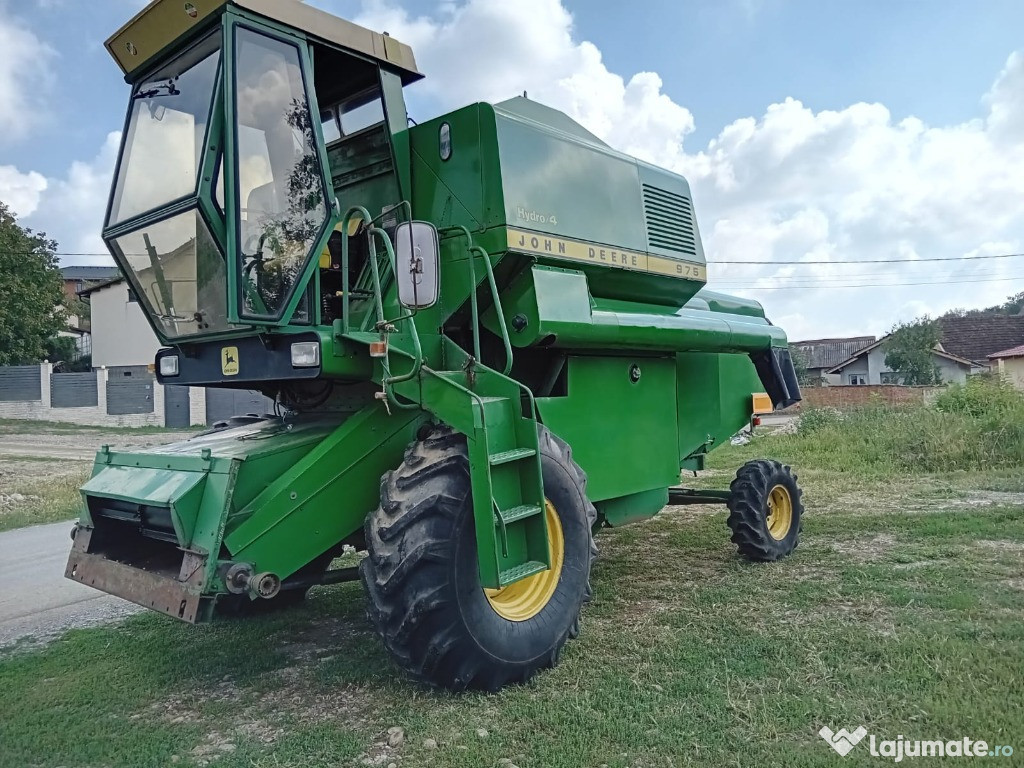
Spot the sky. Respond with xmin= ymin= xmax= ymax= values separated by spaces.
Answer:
xmin=1 ymin=0 xmax=1023 ymax=341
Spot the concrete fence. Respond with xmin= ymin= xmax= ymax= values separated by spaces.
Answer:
xmin=799 ymin=384 xmax=944 ymax=410
xmin=0 ymin=364 xmax=207 ymax=428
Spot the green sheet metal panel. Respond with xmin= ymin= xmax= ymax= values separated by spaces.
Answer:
xmin=537 ymin=355 xmax=679 ymax=502
xmin=494 ymin=99 xmax=648 ymax=252
xmin=676 ymin=351 xmax=764 ymax=466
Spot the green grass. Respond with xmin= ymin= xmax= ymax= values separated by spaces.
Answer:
xmin=0 ymin=462 xmax=91 ymax=532
xmin=2 ymin=433 xmax=1022 ymax=767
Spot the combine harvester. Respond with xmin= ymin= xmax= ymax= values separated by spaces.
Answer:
xmin=68 ymin=0 xmax=803 ymax=690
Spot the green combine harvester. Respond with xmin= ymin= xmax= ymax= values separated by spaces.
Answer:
xmin=67 ymin=0 xmax=804 ymax=691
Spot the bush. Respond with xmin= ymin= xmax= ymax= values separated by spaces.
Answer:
xmin=726 ymin=381 xmax=1024 ymax=475
xmin=934 ymin=374 xmax=1024 ymax=418
xmin=797 ymin=406 xmax=844 ymax=435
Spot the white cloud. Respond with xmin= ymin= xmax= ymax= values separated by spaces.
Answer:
xmin=346 ymin=0 xmax=695 ymax=162
xmin=342 ymin=0 xmax=1024 ymax=338
xmin=0 ymin=11 xmax=56 ymax=142
xmin=24 ymin=132 xmax=121 ymax=263
xmin=0 ymin=166 xmax=47 ymax=218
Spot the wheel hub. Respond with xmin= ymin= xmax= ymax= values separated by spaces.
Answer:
xmin=765 ymin=484 xmax=793 ymax=540
xmin=485 ymin=500 xmax=564 ymax=621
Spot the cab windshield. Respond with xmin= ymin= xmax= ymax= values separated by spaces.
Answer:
xmin=109 ymin=36 xmax=220 ymax=225
xmin=106 ymin=36 xmax=241 ymax=340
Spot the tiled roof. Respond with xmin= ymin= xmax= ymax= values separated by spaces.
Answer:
xmin=826 ymin=335 xmax=977 ymax=374
xmin=989 ymin=344 xmax=1024 ymax=359
xmin=790 ymin=336 xmax=876 ymax=369
xmin=60 ymin=266 xmax=119 ymax=280
xmin=938 ymin=315 xmax=1024 ymax=364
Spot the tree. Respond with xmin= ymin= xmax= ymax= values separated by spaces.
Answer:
xmin=0 ymin=202 xmax=67 ymax=365
xmin=883 ymin=316 xmax=943 ymax=385
xmin=788 ymin=344 xmax=816 ymax=386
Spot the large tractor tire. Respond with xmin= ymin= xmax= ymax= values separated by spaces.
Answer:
xmin=360 ymin=424 xmax=597 ymax=691
xmin=726 ymin=459 xmax=803 ymax=562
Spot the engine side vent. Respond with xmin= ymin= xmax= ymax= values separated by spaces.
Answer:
xmin=642 ymin=184 xmax=697 ymax=256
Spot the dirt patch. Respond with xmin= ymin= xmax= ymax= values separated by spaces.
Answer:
xmin=0 ymin=492 xmax=41 ymax=509
xmin=835 ymin=490 xmax=1024 ymax=516
xmin=775 ymin=599 xmax=900 ymax=637
xmin=975 ymin=539 xmax=1024 ymax=553
xmin=0 ymin=429 xmax=195 ymax=462
xmin=827 ymin=534 xmax=898 ymax=562
xmin=0 ymin=459 xmax=87 ymax=489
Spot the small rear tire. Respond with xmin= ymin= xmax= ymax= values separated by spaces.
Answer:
xmin=726 ymin=459 xmax=803 ymax=562
xmin=360 ymin=424 xmax=597 ymax=691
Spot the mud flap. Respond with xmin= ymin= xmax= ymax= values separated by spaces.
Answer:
xmin=750 ymin=346 xmax=802 ymax=409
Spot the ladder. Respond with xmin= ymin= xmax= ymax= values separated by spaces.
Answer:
xmin=336 ymin=211 xmax=548 ymax=589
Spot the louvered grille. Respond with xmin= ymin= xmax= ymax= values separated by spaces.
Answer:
xmin=642 ymin=184 xmax=697 ymax=256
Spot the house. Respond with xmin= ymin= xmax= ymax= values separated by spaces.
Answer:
xmin=938 ymin=314 xmax=1024 ymax=368
xmin=790 ymin=336 xmax=875 ymax=385
xmin=827 ymin=335 xmax=977 ymax=385
xmin=78 ymin=277 xmax=162 ymax=369
xmin=60 ymin=265 xmax=120 ymax=302
xmin=988 ymin=345 xmax=1024 ymax=389
xmin=58 ymin=266 xmax=120 ymax=358
xmin=80 ymin=276 xmax=273 ymax=425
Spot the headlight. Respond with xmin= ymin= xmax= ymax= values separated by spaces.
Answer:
xmin=291 ymin=342 xmax=320 ymax=368
xmin=159 ymin=355 xmax=179 ymax=376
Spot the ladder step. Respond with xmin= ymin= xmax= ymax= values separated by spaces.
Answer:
xmin=489 ymin=448 xmax=537 ymax=465
xmin=496 ymin=503 xmax=544 ymax=525
xmin=499 ymin=560 xmax=548 ymax=586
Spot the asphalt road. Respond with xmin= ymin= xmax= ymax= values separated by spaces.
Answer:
xmin=0 ymin=520 xmax=140 ymax=648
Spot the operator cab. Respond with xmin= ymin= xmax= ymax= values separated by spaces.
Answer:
xmin=101 ymin=0 xmax=421 ymax=345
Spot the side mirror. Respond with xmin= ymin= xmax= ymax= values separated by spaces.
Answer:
xmin=394 ymin=221 xmax=440 ymax=309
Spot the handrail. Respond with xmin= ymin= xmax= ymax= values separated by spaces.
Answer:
xmin=338 ymin=205 xmax=423 ymax=411
xmin=367 ymin=225 xmax=423 ymax=387
xmin=339 ymin=205 xmax=374 ymax=335
xmin=439 ymin=225 xmax=515 ymax=376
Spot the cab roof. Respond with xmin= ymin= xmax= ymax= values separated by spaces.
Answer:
xmin=106 ymin=0 xmax=422 ymax=83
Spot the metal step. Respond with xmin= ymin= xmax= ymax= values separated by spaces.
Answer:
xmin=489 ymin=447 xmax=537 ymax=465
xmin=496 ymin=503 xmax=543 ymax=525
xmin=498 ymin=560 xmax=548 ymax=586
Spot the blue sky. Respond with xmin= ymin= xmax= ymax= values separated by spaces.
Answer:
xmin=2 ymin=0 xmax=1023 ymax=339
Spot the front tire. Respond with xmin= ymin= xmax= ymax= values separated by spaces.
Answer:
xmin=360 ymin=424 xmax=597 ymax=691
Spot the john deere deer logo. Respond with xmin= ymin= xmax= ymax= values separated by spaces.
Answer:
xmin=221 ymin=347 xmax=239 ymax=376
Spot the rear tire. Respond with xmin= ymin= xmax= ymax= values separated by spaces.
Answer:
xmin=360 ymin=424 xmax=597 ymax=691
xmin=726 ymin=459 xmax=803 ymax=561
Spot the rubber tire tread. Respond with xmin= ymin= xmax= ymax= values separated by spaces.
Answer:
xmin=360 ymin=423 xmax=597 ymax=691
xmin=726 ymin=459 xmax=803 ymax=562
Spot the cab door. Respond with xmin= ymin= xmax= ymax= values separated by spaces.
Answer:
xmin=223 ymin=16 xmax=336 ymax=326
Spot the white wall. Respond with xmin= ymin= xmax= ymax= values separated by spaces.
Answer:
xmin=996 ymin=358 xmax=1024 ymax=389
xmin=838 ymin=346 xmax=971 ymax=385
xmin=90 ymin=282 xmax=162 ymax=369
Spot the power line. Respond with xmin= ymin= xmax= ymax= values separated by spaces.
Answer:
xmin=709 ymin=266 xmax=1020 ymax=285
xmin=708 ymin=252 xmax=1024 ymax=265
xmin=716 ymin=274 xmax=1024 ymax=290
xmin=4 ymin=248 xmax=1024 ymax=263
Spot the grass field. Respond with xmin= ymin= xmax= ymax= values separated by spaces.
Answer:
xmin=0 ymin=458 xmax=90 ymax=532
xmin=0 ymin=420 xmax=196 ymax=532
xmin=1 ymin=417 xmax=1022 ymax=767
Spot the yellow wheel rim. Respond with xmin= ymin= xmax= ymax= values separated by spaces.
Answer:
xmin=766 ymin=484 xmax=793 ymax=540
xmin=484 ymin=500 xmax=564 ymax=621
